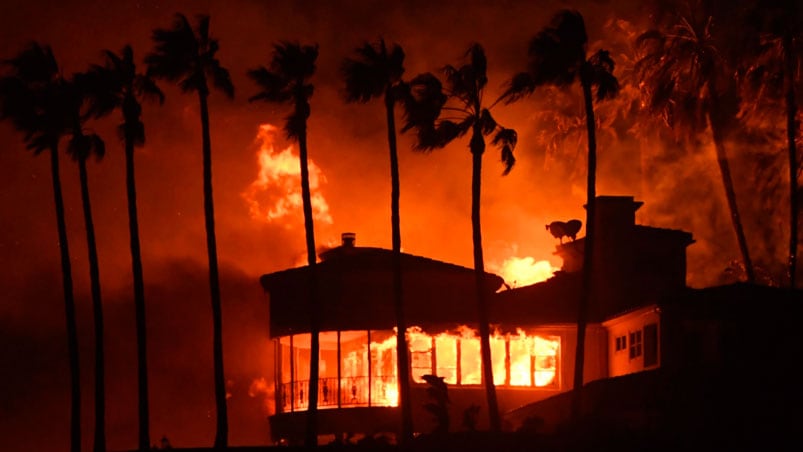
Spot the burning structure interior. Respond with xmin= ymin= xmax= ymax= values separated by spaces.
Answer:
xmin=259 ymin=196 xmax=799 ymax=443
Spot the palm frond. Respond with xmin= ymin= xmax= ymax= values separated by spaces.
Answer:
xmin=479 ymin=108 xmax=497 ymax=135
xmin=208 ymin=59 xmax=234 ymax=98
xmin=3 ymin=42 xmax=59 ymax=84
xmin=500 ymin=72 xmax=537 ymax=104
xmin=492 ymin=127 xmax=517 ymax=175
xmin=400 ymin=72 xmax=446 ymax=132
xmin=247 ymin=67 xmax=292 ymax=103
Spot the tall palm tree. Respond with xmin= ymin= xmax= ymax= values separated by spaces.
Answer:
xmin=247 ymin=42 xmax=320 ymax=446
xmin=635 ymin=7 xmax=756 ymax=283
xmin=145 ymin=14 xmax=234 ymax=448
xmin=739 ymin=0 xmax=802 ymax=288
xmin=0 ymin=43 xmax=81 ymax=452
xmin=502 ymin=9 xmax=619 ymax=422
xmin=341 ymin=38 xmax=414 ymax=443
xmin=82 ymin=45 xmax=164 ymax=450
xmin=65 ymin=91 xmax=108 ymax=451
xmin=403 ymin=43 xmax=517 ymax=432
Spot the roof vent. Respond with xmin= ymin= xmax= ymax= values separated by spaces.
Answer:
xmin=341 ymin=232 xmax=356 ymax=247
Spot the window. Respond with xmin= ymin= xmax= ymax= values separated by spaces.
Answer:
xmin=435 ymin=334 xmax=458 ymax=384
xmin=629 ymin=330 xmax=642 ymax=359
xmin=615 ymin=335 xmax=627 ymax=352
xmin=408 ymin=329 xmax=433 ymax=383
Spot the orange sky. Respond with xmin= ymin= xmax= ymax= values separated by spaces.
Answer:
xmin=0 ymin=0 xmax=791 ymax=450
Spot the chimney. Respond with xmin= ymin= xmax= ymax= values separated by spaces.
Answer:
xmin=341 ymin=232 xmax=356 ymax=247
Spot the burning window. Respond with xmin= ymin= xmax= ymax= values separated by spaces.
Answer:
xmin=275 ymin=327 xmax=560 ymax=414
xmin=410 ymin=327 xmax=560 ymax=388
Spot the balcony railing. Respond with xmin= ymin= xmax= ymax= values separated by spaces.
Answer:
xmin=278 ymin=375 xmax=397 ymax=413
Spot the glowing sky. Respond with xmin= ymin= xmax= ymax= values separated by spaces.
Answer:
xmin=0 ymin=0 xmax=790 ymax=450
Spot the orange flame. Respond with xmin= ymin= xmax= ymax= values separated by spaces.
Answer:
xmin=242 ymin=124 xmax=332 ymax=225
xmin=494 ymin=256 xmax=557 ymax=288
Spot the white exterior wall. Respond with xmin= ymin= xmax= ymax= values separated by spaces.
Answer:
xmin=603 ymin=305 xmax=661 ymax=377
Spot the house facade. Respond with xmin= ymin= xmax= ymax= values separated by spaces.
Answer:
xmin=260 ymin=196 xmax=699 ymax=443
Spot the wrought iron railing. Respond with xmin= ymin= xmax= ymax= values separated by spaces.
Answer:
xmin=278 ymin=375 xmax=397 ymax=413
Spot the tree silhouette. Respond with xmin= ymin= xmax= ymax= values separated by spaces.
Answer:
xmin=82 ymin=44 xmax=164 ymax=451
xmin=65 ymin=83 xmax=108 ymax=452
xmin=739 ymin=0 xmax=802 ymax=288
xmin=247 ymin=41 xmax=320 ymax=446
xmin=0 ymin=42 xmax=81 ymax=452
xmin=502 ymin=9 xmax=619 ymax=423
xmin=145 ymin=13 xmax=234 ymax=448
xmin=341 ymin=38 xmax=414 ymax=443
xmin=635 ymin=5 xmax=755 ymax=282
xmin=403 ymin=43 xmax=517 ymax=432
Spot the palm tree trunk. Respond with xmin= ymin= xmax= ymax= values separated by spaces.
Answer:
xmin=79 ymin=157 xmax=106 ymax=452
xmin=783 ymin=33 xmax=799 ymax=289
xmin=385 ymin=90 xmax=413 ymax=443
xmin=571 ymin=73 xmax=597 ymax=423
xmin=124 ymin=124 xmax=151 ymax=451
xmin=298 ymin=98 xmax=320 ymax=448
xmin=198 ymin=91 xmax=228 ymax=448
xmin=469 ymin=125 xmax=501 ymax=432
xmin=50 ymin=144 xmax=81 ymax=452
xmin=707 ymin=107 xmax=755 ymax=283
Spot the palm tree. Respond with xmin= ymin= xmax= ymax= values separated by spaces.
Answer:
xmin=145 ymin=14 xmax=234 ymax=448
xmin=247 ymin=42 xmax=320 ymax=446
xmin=502 ymin=9 xmax=619 ymax=422
xmin=403 ymin=43 xmax=517 ymax=432
xmin=635 ymin=7 xmax=756 ymax=283
xmin=65 ymin=90 xmax=108 ymax=452
xmin=82 ymin=45 xmax=164 ymax=450
xmin=0 ymin=43 xmax=81 ymax=452
xmin=341 ymin=38 xmax=414 ymax=443
xmin=739 ymin=0 xmax=802 ymax=288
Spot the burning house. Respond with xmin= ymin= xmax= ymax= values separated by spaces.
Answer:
xmin=259 ymin=195 xmax=799 ymax=444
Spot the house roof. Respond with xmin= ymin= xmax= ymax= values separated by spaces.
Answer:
xmin=492 ymin=271 xmax=582 ymax=325
xmin=261 ymin=245 xmax=505 ymax=337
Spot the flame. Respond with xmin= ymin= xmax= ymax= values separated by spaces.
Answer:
xmin=241 ymin=124 xmax=332 ymax=225
xmin=495 ymin=256 xmax=558 ymax=288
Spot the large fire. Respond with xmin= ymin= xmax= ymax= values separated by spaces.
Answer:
xmin=277 ymin=326 xmax=559 ymax=412
xmin=242 ymin=124 xmax=332 ymax=225
xmin=494 ymin=256 xmax=558 ymax=288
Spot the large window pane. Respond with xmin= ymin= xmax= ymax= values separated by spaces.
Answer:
xmin=460 ymin=337 xmax=481 ymax=385
xmin=292 ymin=334 xmax=311 ymax=410
xmin=533 ymin=335 xmax=559 ymax=387
xmin=279 ymin=337 xmax=292 ymax=412
xmin=318 ymin=332 xmax=338 ymax=407
xmin=490 ymin=335 xmax=506 ymax=385
xmin=509 ymin=334 xmax=532 ymax=386
xmin=340 ymin=330 xmax=368 ymax=406
xmin=435 ymin=334 xmax=457 ymax=384
xmin=408 ymin=328 xmax=432 ymax=383
xmin=370 ymin=330 xmax=398 ymax=406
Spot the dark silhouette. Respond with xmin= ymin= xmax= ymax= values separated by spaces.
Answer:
xmin=635 ymin=6 xmax=755 ymax=283
xmin=247 ymin=41 xmax=320 ymax=447
xmin=503 ymin=9 xmax=619 ymax=423
xmin=341 ymin=38 xmax=414 ymax=443
xmin=421 ymin=374 xmax=450 ymax=434
xmin=65 ymin=91 xmax=107 ymax=452
xmin=0 ymin=43 xmax=82 ymax=452
xmin=739 ymin=0 xmax=801 ymax=288
xmin=403 ymin=43 xmax=517 ymax=432
xmin=145 ymin=14 xmax=234 ymax=448
xmin=82 ymin=45 xmax=164 ymax=451
xmin=545 ymin=219 xmax=582 ymax=243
